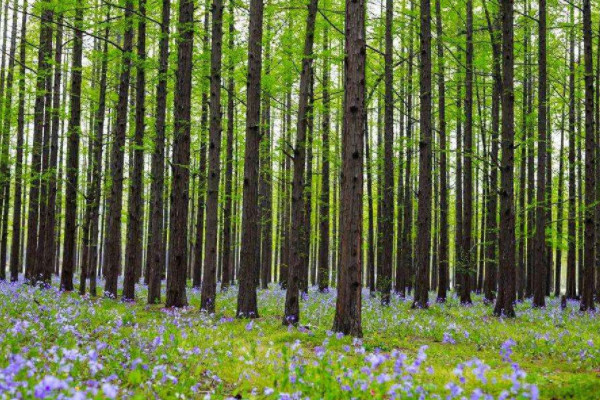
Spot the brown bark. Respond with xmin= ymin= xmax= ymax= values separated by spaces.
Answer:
xmin=494 ymin=0 xmax=516 ymax=317
xmin=236 ymin=0 xmax=264 ymax=318
xmin=221 ymin=0 xmax=235 ymax=292
xmin=532 ymin=0 xmax=547 ymax=308
xmin=284 ymin=0 xmax=318 ymax=325
xmin=412 ymin=0 xmax=432 ymax=309
xmin=200 ymin=0 xmax=224 ymax=313
xmin=8 ymin=0 xmax=27 ymax=282
xmin=435 ymin=0 xmax=448 ymax=303
xmin=165 ymin=0 xmax=195 ymax=308
xmin=123 ymin=0 xmax=147 ymax=301
xmin=332 ymin=0 xmax=365 ymax=337
xmin=580 ymin=0 xmax=595 ymax=311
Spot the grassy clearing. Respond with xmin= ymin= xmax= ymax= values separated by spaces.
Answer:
xmin=1 ymin=280 xmax=599 ymax=399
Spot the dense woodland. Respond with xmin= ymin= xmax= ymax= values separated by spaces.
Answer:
xmin=0 ymin=0 xmax=599 ymax=340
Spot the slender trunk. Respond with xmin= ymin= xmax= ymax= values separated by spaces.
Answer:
xmin=200 ymin=0 xmax=224 ymax=313
xmin=332 ymin=0 xmax=365 ymax=337
xmin=221 ymin=0 xmax=235 ymax=292
xmin=284 ymin=0 xmax=318 ymax=325
xmin=165 ymin=0 xmax=195 ymax=307
xmin=435 ymin=0 xmax=448 ymax=303
xmin=318 ymin=24 xmax=330 ymax=293
xmin=580 ymin=0 xmax=595 ymax=311
xmin=236 ymin=0 xmax=264 ymax=318
xmin=532 ymin=0 xmax=547 ymax=308
xmin=494 ymin=0 xmax=516 ymax=317
xmin=123 ymin=0 xmax=147 ymax=300
xmin=8 ymin=0 xmax=27 ymax=282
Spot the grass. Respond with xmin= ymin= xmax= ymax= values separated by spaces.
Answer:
xmin=1 ymin=279 xmax=599 ymax=399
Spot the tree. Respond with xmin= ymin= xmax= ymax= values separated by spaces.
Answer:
xmin=494 ymin=0 xmax=516 ymax=318
xmin=435 ymin=0 xmax=449 ymax=303
xmin=413 ymin=0 xmax=432 ymax=309
xmin=165 ymin=0 xmax=195 ymax=308
xmin=237 ymin=0 xmax=264 ymax=318
xmin=123 ymin=0 xmax=148 ymax=301
xmin=8 ymin=0 xmax=27 ymax=283
xmin=221 ymin=0 xmax=235 ymax=292
xmin=104 ymin=0 xmax=135 ymax=298
xmin=200 ymin=0 xmax=224 ymax=313
xmin=332 ymin=0 xmax=365 ymax=337
xmin=318 ymin=22 xmax=331 ymax=293
xmin=283 ymin=0 xmax=319 ymax=326
xmin=379 ymin=0 xmax=394 ymax=306
xmin=460 ymin=0 xmax=474 ymax=305
xmin=580 ymin=0 xmax=595 ymax=311
xmin=62 ymin=0 xmax=84 ymax=292
xmin=532 ymin=0 xmax=546 ymax=308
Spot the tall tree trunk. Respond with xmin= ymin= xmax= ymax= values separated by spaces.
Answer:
xmin=494 ymin=0 xmax=516 ymax=317
xmin=123 ymin=0 xmax=147 ymax=300
xmin=192 ymin=5 xmax=210 ymax=289
xmin=284 ymin=0 xmax=318 ymax=325
xmin=200 ymin=0 xmax=224 ymax=313
xmin=435 ymin=0 xmax=448 ymax=303
xmin=221 ymin=0 xmax=235 ymax=292
xmin=332 ymin=0 xmax=365 ymax=337
xmin=580 ymin=0 xmax=595 ymax=311
xmin=166 ymin=0 xmax=195 ymax=307
xmin=9 ymin=0 xmax=27 ymax=282
xmin=104 ymin=0 xmax=134 ymax=298
xmin=532 ymin=0 xmax=547 ymax=308
xmin=460 ymin=0 xmax=473 ymax=304
xmin=566 ymin=4 xmax=577 ymax=299
xmin=379 ymin=0 xmax=394 ymax=305
xmin=318 ymin=23 xmax=330 ymax=293
xmin=82 ymin=20 xmax=109 ymax=297
xmin=26 ymin=0 xmax=53 ymax=284
xmin=259 ymin=16 xmax=272 ymax=290
xmin=147 ymin=0 xmax=169 ymax=303
xmin=399 ymin=6 xmax=415 ymax=297
xmin=482 ymin=0 xmax=500 ymax=303
xmin=412 ymin=0 xmax=432 ymax=309
xmin=236 ymin=0 xmax=264 ymax=318
xmin=0 ymin=0 xmax=20 ymax=278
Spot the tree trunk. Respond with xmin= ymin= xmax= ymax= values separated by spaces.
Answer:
xmin=318 ymin=23 xmax=330 ymax=293
xmin=165 ymin=0 xmax=195 ymax=307
xmin=221 ymin=0 xmax=235 ymax=292
xmin=8 ymin=0 xmax=27 ymax=282
xmin=284 ymin=0 xmax=318 ymax=325
xmin=566 ymin=4 xmax=576 ymax=299
xmin=104 ymin=0 xmax=134 ymax=298
xmin=435 ymin=0 xmax=448 ymax=303
xmin=26 ymin=0 xmax=53 ymax=285
xmin=494 ymin=0 xmax=516 ymax=317
xmin=123 ymin=0 xmax=147 ymax=301
xmin=200 ymin=0 xmax=224 ymax=313
xmin=580 ymin=0 xmax=595 ymax=311
xmin=532 ymin=0 xmax=547 ymax=308
xmin=236 ymin=0 xmax=264 ymax=318
xmin=460 ymin=0 xmax=473 ymax=305
xmin=332 ymin=0 xmax=365 ymax=337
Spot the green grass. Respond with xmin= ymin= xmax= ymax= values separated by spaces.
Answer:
xmin=1 ymin=281 xmax=599 ymax=399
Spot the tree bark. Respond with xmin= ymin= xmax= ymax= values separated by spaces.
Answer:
xmin=236 ymin=0 xmax=264 ymax=318
xmin=200 ymin=0 xmax=224 ymax=313
xmin=494 ymin=0 xmax=516 ymax=317
xmin=123 ymin=0 xmax=147 ymax=301
xmin=580 ymin=0 xmax=595 ymax=311
xmin=165 ymin=0 xmax=195 ymax=308
xmin=332 ymin=0 xmax=365 ymax=337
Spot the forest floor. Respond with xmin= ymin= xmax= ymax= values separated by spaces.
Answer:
xmin=1 ymin=280 xmax=600 ymax=399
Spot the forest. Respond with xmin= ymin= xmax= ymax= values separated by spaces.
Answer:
xmin=0 ymin=0 xmax=599 ymax=397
